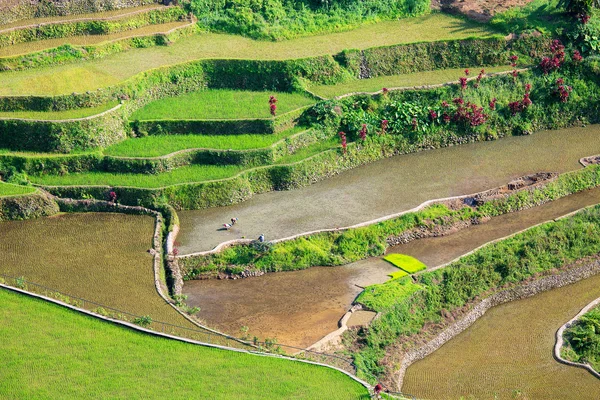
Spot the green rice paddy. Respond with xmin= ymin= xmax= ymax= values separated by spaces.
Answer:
xmin=309 ymin=66 xmax=513 ymax=98
xmin=0 ymin=101 xmax=118 ymax=120
xmin=0 ymin=181 xmax=36 ymax=196
xmin=0 ymin=21 xmax=190 ymax=58
xmin=0 ymin=13 xmax=498 ymax=96
xmin=131 ymin=90 xmax=315 ymax=121
xmin=0 ymin=288 xmax=369 ymax=399
xmin=31 ymin=164 xmax=247 ymax=187
xmin=105 ymin=126 xmax=306 ymax=157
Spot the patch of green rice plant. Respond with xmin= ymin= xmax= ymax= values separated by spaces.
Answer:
xmin=309 ymin=66 xmax=513 ymax=99
xmin=383 ymin=253 xmax=427 ymax=274
xmin=274 ymin=138 xmax=338 ymax=164
xmin=0 ymin=181 xmax=36 ymax=196
xmin=130 ymin=90 xmax=315 ymax=121
xmin=489 ymin=0 xmax=565 ymax=34
xmin=356 ymin=276 xmax=423 ymax=311
xmin=387 ymin=269 xmax=409 ymax=280
xmin=104 ymin=126 xmax=306 ymax=157
xmin=30 ymin=164 xmax=247 ymax=188
xmin=0 ymin=101 xmax=118 ymax=120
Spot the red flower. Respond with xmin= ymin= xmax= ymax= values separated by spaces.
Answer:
xmin=381 ymin=119 xmax=388 ymax=134
xmin=578 ymin=13 xmax=591 ymax=24
xmin=269 ymin=95 xmax=278 ymax=105
xmin=441 ymin=100 xmax=449 ymax=108
xmin=510 ymin=55 xmax=519 ymax=68
xmin=489 ymin=98 xmax=497 ymax=110
xmin=359 ymin=124 xmax=367 ymax=141
xmin=108 ymin=191 xmax=117 ymax=203
xmin=429 ymin=109 xmax=438 ymax=120
xmin=382 ymin=87 xmax=389 ymax=95
xmin=524 ymin=83 xmax=532 ymax=93
xmin=338 ymin=131 xmax=347 ymax=153
xmin=270 ymin=103 xmax=277 ymax=116
xmin=459 ymin=77 xmax=468 ymax=90
xmin=464 ymin=69 xmax=470 ymax=76
xmin=573 ymin=50 xmax=583 ymax=63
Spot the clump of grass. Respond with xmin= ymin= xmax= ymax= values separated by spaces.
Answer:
xmin=489 ymin=0 xmax=565 ymax=34
xmin=356 ymin=277 xmax=423 ymax=311
xmin=130 ymin=90 xmax=315 ymax=121
xmin=383 ymin=254 xmax=426 ymax=274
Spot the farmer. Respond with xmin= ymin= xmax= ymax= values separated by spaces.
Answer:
xmin=231 ymin=217 xmax=238 ymax=225
xmin=258 ymin=234 xmax=265 ymax=243
xmin=374 ymin=383 xmax=383 ymax=399
xmin=223 ymin=223 xmax=232 ymax=230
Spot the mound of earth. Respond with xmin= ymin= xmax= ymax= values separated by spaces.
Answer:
xmin=432 ymin=0 xmax=537 ymax=22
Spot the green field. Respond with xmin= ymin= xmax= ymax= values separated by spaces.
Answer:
xmin=105 ymin=126 xmax=306 ymax=157
xmin=309 ymin=66 xmax=513 ymax=98
xmin=0 ymin=181 xmax=36 ymax=196
xmin=0 ymin=102 xmax=118 ymax=120
xmin=0 ymin=288 xmax=369 ymax=399
xmin=0 ymin=13 xmax=497 ymax=96
xmin=131 ymin=90 xmax=315 ymax=121
xmin=31 ymin=164 xmax=247 ymax=187
xmin=0 ymin=21 xmax=189 ymax=58
xmin=383 ymin=254 xmax=427 ymax=274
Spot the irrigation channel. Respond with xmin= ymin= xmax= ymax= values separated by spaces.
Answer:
xmin=178 ymin=125 xmax=600 ymax=254
xmin=183 ymin=186 xmax=600 ymax=350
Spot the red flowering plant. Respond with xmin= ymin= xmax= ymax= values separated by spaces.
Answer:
xmin=359 ymin=124 xmax=368 ymax=140
xmin=382 ymin=87 xmax=389 ymax=97
xmin=572 ymin=50 xmax=584 ymax=63
xmin=489 ymin=98 xmax=497 ymax=110
xmin=507 ymin=83 xmax=533 ymax=115
xmin=269 ymin=95 xmax=278 ymax=116
xmin=338 ymin=131 xmax=347 ymax=153
xmin=108 ymin=191 xmax=117 ymax=203
xmin=380 ymin=119 xmax=389 ymax=134
xmin=553 ymin=78 xmax=573 ymax=103
xmin=539 ymin=39 xmax=566 ymax=74
xmin=459 ymin=76 xmax=468 ymax=91
xmin=474 ymin=69 xmax=485 ymax=88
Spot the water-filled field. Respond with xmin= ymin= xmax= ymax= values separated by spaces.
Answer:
xmin=402 ymin=272 xmax=600 ymax=399
xmin=178 ymin=125 xmax=600 ymax=253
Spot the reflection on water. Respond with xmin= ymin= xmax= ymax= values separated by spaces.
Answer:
xmin=179 ymin=126 xmax=600 ymax=253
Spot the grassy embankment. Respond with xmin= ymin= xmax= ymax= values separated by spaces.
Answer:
xmin=562 ymin=305 xmax=600 ymax=372
xmin=0 ymin=288 xmax=369 ymax=399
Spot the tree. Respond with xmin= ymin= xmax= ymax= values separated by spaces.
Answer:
xmin=558 ymin=0 xmax=600 ymax=15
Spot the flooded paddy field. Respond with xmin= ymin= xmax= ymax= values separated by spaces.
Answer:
xmin=402 ymin=273 xmax=600 ymax=400
xmin=184 ymin=260 xmax=398 ymax=348
xmin=178 ymin=125 xmax=600 ymax=254
xmin=0 ymin=213 xmax=197 ymax=329
xmin=183 ymin=187 xmax=600 ymax=349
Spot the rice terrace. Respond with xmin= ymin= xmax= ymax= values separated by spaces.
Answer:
xmin=4 ymin=0 xmax=600 ymax=399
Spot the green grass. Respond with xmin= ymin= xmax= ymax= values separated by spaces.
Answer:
xmin=131 ymin=90 xmax=315 ymax=121
xmin=383 ymin=254 xmax=427 ymax=274
xmin=31 ymin=164 xmax=247 ymax=187
xmin=0 ymin=101 xmax=118 ymax=120
xmin=0 ymin=288 xmax=369 ymax=399
xmin=356 ymin=276 xmax=423 ymax=311
xmin=489 ymin=0 xmax=565 ymax=34
xmin=563 ymin=306 xmax=600 ymax=372
xmin=309 ymin=66 xmax=513 ymax=98
xmin=0 ymin=13 xmax=498 ymax=96
xmin=104 ymin=126 xmax=306 ymax=157
xmin=0 ymin=181 xmax=36 ymax=196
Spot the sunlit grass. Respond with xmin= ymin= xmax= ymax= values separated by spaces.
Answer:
xmin=309 ymin=65 xmax=513 ymax=98
xmin=275 ymin=138 xmax=338 ymax=164
xmin=0 ymin=102 xmax=118 ymax=120
xmin=105 ymin=126 xmax=306 ymax=157
xmin=31 ymin=164 xmax=247 ymax=187
xmin=0 ymin=288 xmax=369 ymax=399
xmin=0 ymin=181 xmax=36 ymax=196
xmin=131 ymin=90 xmax=315 ymax=121
xmin=0 ymin=13 xmax=498 ymax=96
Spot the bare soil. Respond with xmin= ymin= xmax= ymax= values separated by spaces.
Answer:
xmin=433 ymin=0 xmax=537 ymax=22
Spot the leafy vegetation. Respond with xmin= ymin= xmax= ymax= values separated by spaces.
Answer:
xmin=563 ymin=305 xmax=600 ymax=371
xmin=189 ymin=0 xmax=431 ymax=40
xmin=131 ymin=90 xmax=315 ymax=121
xmin=356 ymin=276 xmax=422 ymax=311
xmin=353 ymin=205 xmax=600 ymax=382
xmin=0 ymin=288 xmax=369 ymax=399
xmin=489 ymin=0 xmax=566 ymax=34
